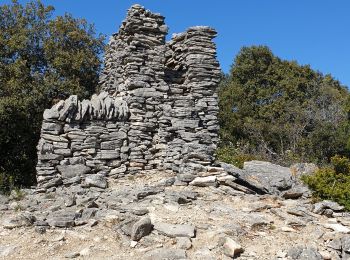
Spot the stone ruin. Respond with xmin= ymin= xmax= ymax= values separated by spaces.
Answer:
xmin=36 ymin=4 xmax=221 ymax=189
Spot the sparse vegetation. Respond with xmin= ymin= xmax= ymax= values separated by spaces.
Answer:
xmin=302 ymin=155 xmax=350 ymax=210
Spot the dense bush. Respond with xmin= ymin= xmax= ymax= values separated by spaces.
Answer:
xmin=0 ymin=0 xmax=105 ymax=192
xmin=302 ymin=156 xmax=350 ymax=210
xmin=219 ymin=46 xmax=350 ymax=166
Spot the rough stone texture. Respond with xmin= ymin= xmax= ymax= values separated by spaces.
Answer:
xmin=131 ymin=217 xmax=153 ymax=241
xmin=36 ymin=4 xmax=221 ymax=188
xmin=154 ymin=222 xmax=196 ymax=238
xmin=237 ymin=161 xmax=293 ymax=194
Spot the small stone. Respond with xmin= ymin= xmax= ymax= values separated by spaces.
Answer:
xmin=79 ymin=247 xmax=91 ymax=256
xmin=189 ymin=176 xmax=218 ymax=187
xmin=222 ymin=237 xmax=244 ymax=258
xmin=131 ymin=217 xmax=153 ymax=241
xmin=176 ymin=237 xmax=192 ymax=250
xmin=130 ymin=241 xmax=138 ymax=248
xmin=281 ymin=226 xmax=296 ymax=232
xmin=65 ymin=252 xmax=80 ymax=258
xmin=324 ymin=223 xmax=350 ymax=233
xmin=3 ymin=212 xmax=36 ymax=229
xmin=57 ymin=164 xmax=91 ymax=179
xmin=144 ymin=248 xmax=187 ymax=260
xmin=85 ymin=174 xmax=107 ymax=189
xmin=35 ymin=226 xmax=47 ymax=234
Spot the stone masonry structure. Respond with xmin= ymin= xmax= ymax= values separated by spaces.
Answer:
xmin=36 ymin=4 xmax=221 ymax=189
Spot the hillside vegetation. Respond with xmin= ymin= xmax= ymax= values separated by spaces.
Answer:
xmin=218 ymin=46 xmax=350 ymax=166
xmin=0 ymin=0 xmax=105 ymax=191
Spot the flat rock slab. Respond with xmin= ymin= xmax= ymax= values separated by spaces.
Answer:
xmin=57 ymin=164 xmax=91 ymax=179
xmin=3 ymin=213 xmax=36 ymax=229
xmin=0 ymin=245 xmax=17 ymax=257
xmin=154 ymin=222 xmax=195 ymax=238
xmin=85 ymin=174 xmax=107 ymax=189
xmin=189 ymin=176 xmax=218 ymax=187
xmin=238 ymin=161 xmax=293 ymax=194
xmin=144 ymin=248 xmax=187 ymax=260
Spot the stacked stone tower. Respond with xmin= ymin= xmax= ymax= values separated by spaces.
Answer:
xmin=36 ymin=4 xmax=221 ymax=189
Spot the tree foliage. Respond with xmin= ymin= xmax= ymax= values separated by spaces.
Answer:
xmin=0 ymin=0 xmax=105 ymax=192
xmin=219 ymin=46 xmax=350 ymax=165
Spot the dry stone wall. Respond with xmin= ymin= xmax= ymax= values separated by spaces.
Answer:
xmin=36 ymin=4 xmax=221 ymax=189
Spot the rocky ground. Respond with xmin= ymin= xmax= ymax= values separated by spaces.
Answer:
xmin=1 ymin=163 xmax=350 ymax=259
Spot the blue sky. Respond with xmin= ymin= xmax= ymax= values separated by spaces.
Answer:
xmin=2 ymin=0 xmax=350 ymax=86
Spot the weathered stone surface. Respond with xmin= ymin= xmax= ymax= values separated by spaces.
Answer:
xmin=237 ymin=161 xmax=293 ymax=194
xmin=131 ymin=217 xmax=153 ymax=241
xmin=85 ymin=174 xmax=107 ymax=189
xmin=136 ymin=186 xmax=164 ymax=199
xmin=313 ymin=200 xmax=345 ymax=214
xmin=222 ymin=237 xmax=244 ymax=258
xmin=190 ymin=176 xmax=218 ymax=187
xmin=47 ymin=211 xmax=77 ymax=228
xmin=144 ymin=248 xmax=187 ymax=260
xmin=3 ymin=212 xmax=36 ymax=229
xmin=57 ymin=165 xmax=91 ymax=179
xmin=153 ymin=222 xmax=195 ymax=238
xmin=35 ymin=4 xmax=221 ymax=189
xmin=287 ymin=246 xmax=322 ymax=260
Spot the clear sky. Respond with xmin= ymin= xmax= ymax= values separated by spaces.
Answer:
xmin=2 ymin=0 xmax=350 ymax=86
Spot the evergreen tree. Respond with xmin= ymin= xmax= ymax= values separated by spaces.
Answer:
xmin=0 ymin=0 xmax=105 ymax=191
xmin=219 ymin=46 xmax=350 ymax=165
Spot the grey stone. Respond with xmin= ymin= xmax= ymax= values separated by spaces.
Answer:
xmin=176 ymin=237 xmax=192 ymax=250
xmin=131 ymin=217 xmax=153 ymax=241
xmin=287 ymin=246 xmax=322 ymax=260
xmin=189 ymin=176 xmax=218 ymax=187
xmin=85 ymin=174 xmax=107 ymax=189
xmin=144 ymin=248 xmax=187 ymax=260
xmin=281 ymin=186 xmax=307 ymax=199
xmin=313 ymin=200 xmax=344 ymax=214
xmin=236 ymin=161 xmax=293 ymax=194
xmin=47 ymin=211 xmax=77 ymax=228
xmin=57 ymin=164 xmax=91 ymax=179
xmin=342 ymin=236 xmax=350 ymax=253
xmin=3 ymin=212 xmax=36 ymax=229
xmin=154 ymin=222 xmax=195 ymax=238
xmin=136 ymin=186 xmax=164 ymax=199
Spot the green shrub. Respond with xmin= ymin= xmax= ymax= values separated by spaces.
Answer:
xmin=302 ymin=155 xmax=350 ymax=210
xmin=216 ymin=146 xmax=258 ymax=168
xmin=0 ymin=0 xmax=105 ymax=193
xmin=331 ymin=155 xmax=350 ymax=174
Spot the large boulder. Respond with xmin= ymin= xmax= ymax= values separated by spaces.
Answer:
xmin=236 ymin=161 xmax=293 ymax=195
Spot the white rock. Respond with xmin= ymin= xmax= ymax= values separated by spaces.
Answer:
xmin=324 ymin=223 xmax=350 ymax=233
xmin=223 ymin=237 xmax=244 ymax=258
xmin=189 ymin=176 xmax=217 ymax=187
